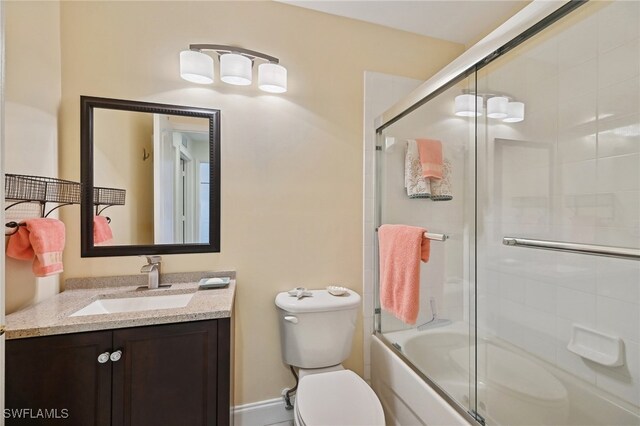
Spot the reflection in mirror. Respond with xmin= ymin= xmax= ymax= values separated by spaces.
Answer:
xmin=81 ymin=97 xmax=220 ymax=257
xmin=93 ymin=109 xmax=154 ymax=245
xmin=152 ymin=115 xmax=210 ymax=244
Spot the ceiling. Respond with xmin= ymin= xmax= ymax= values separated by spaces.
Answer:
xmin=278 ymin=1 xmax=529 ymax=45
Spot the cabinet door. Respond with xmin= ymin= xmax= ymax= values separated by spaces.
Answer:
xmin=6 ymin=331 xmax=113 ymax=426
xmin=111 ymin=321 xmax=220 ymax=426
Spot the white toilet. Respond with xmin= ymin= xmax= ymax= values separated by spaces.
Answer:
xmin=275 ymin=289 xmax=385 ymax=426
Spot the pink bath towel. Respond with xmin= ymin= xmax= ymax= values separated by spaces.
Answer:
xmin=378 ymin=224 xmax=430 ymax=325
xmin=416 ymin=139 xmax=443 ymax=179
xmin=6 ymin=218 xmax=65 ymax=277
xmin=93 ymin=216 xmax=113 ymax=245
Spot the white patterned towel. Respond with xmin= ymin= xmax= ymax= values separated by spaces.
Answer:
xmin=405 ymin=140 xmax=431 ymax=199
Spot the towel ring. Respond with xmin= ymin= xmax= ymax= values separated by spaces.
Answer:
xmin=4 ymin=221 xmax=23 ymax=236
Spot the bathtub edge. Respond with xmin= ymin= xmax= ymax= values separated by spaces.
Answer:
xmin=371 ymin=333 xmax=476 ymax=426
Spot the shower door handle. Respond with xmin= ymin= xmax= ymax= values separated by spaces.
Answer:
xmin=503 ymin=237 xmax=640 ymax=261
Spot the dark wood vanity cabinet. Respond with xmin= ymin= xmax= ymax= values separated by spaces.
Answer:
xmin=6 ymin=330 xmax=113 ymax=426
xmin=6 ymin=319 xmax=232 ymax=426
xmin=112 ymin=320 xmax=230 ymax=426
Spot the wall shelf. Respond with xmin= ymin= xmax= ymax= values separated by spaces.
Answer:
xmin=5 ymin=173 xmax=82 ymax=217
xmin=4 ymin=174 xmax=126 ymax=234
xmin=93 ymin=186 xmax=126 ymax=215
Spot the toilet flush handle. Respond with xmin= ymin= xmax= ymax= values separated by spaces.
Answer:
xmin=284 ymin=315 xmax=299 ymax=324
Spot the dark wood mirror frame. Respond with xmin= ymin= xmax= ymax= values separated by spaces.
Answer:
xmin=80 ymin=96 xmax=221 ymax=257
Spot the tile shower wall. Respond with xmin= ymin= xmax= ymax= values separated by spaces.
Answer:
xmin=363 ymin=72 xmax=422 ymax=380
xmin=369 ymin=71 xmax=478 ymax=408
xmin=376 ymin=84 xmax=472 ymax=334
xmin=477 ymin=1 xmax=640 ymax=407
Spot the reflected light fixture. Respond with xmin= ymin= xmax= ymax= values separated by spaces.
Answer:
xmin=487 ymin=96 xmax=509 ymax=119
xmin=454 ymin=94 xmax=483 ymax=117
xmin=179 ymin=44 xmax=287 ymax=93
xmin=454 ymin=91 xmax=525 ymax=123
xmin=503 ymin=101 xmax=525 ymax=123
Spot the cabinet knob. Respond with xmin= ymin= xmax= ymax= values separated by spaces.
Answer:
xmin=110 ymin=350 xmax=122 ymax=362
xmin=97 ymin=352 xmax=110 ymax=364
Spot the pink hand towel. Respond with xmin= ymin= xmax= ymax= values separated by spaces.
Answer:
xmin=416 ymin=139 xmax=443 ymax=179
xmin=378 ymin=224 xmax=430 ymax=325
xmin=6 ymin=218 xmax=65 ymax=277
xmin=93 ymin=216 xmax=113 ymax=245
xmin=6 ymin=225 xmax=35 ymax=260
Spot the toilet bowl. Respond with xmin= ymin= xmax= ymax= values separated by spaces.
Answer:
xmin=294 ymin=369 xmax=385 ymax=426
xmin=275 ymin=289 xmax=385 ymax=425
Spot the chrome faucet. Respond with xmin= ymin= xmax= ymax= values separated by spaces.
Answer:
xmin=140 ymin=256 xmax=162 ymax=289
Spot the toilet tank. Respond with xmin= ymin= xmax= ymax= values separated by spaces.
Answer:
xmin=275 ymin=289 xmax=361 ymax=369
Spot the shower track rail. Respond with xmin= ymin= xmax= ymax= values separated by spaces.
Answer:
xmin=503 ymin=237 xmax=640 ymax=261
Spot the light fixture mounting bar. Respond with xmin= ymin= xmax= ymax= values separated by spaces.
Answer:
xmin=189 ymin=44 xmax=279 ymax=64
xmin=461 ymin=88 xmax=513 ymax=101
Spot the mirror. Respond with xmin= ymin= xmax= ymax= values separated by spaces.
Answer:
xmin=81 ymin=96 xmax=220 ymax=257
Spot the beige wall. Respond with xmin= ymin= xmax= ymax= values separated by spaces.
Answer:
xmin=0 ymin=0 xmax=465 ymax=405
xmin=463 ymin=1 xmax=531 ymax=49
xmin=4 ymin=1 xmax=62 ymax=313
xmin=93 ymin=109 xmax=154 ymax=245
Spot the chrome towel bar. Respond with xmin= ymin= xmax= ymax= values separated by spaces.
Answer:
xmin=374 ymin=228 xmax=448 ymax=242
xmin=425 ymin=232 xmax=448 ymax=241
xmin=503 ymin=237 xmax=640 ymax=261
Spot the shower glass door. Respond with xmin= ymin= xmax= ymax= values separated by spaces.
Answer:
xmin=475 ymin=1 xmax=640 ymax=424
xmin=375 ymin=1 xmax=639 ymax=424
xmin=375 ymin=73 xmax=478 ymax=417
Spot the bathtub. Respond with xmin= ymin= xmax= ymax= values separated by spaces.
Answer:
xmin=371 ymin=323 xmax=640 ymax=426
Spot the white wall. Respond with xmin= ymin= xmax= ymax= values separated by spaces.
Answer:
xmin=362 ymin=71 xmax=423 ymax=380
xmin=375 ymin=78 xmax=475 ymax=333
xmin=4 ymin=1 xmax=62 ymax=313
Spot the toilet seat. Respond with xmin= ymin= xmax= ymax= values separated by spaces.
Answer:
xmin=294 ymin=370 xmax=385 ymax=426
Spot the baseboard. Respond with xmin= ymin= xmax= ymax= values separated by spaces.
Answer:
xmin=233 ymin=397 xmax=295 ymax=426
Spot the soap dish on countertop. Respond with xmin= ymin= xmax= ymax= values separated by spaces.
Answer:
xmin=198 ymin=277 xmax=231 ymax=289
xmin=327 ymin=286 xmax=348 ymax=296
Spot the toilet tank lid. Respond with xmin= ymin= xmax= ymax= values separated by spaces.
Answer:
xmin=275 ymin=289 xmax=361 ymax=313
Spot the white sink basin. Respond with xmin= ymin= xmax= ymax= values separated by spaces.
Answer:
xmin=70 ymin=293 xmax=194 ymax=317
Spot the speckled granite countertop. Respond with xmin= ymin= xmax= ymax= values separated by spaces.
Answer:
xmin=5 ymin=271 xmax=236 ymax=340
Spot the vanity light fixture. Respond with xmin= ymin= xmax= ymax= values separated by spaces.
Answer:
xmin=179 ymin=44 xmax=287 ymax=93
xmin=180 ymin=50 xmax=214 ymax=84
xmin=220 ymin=53 xmax=252 ymax=86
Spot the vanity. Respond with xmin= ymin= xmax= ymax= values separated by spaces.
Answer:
xmin=4 ymin=97 xmax=229 ymax=425
xmin=5 ymin=271 xmax=235 ymax=426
